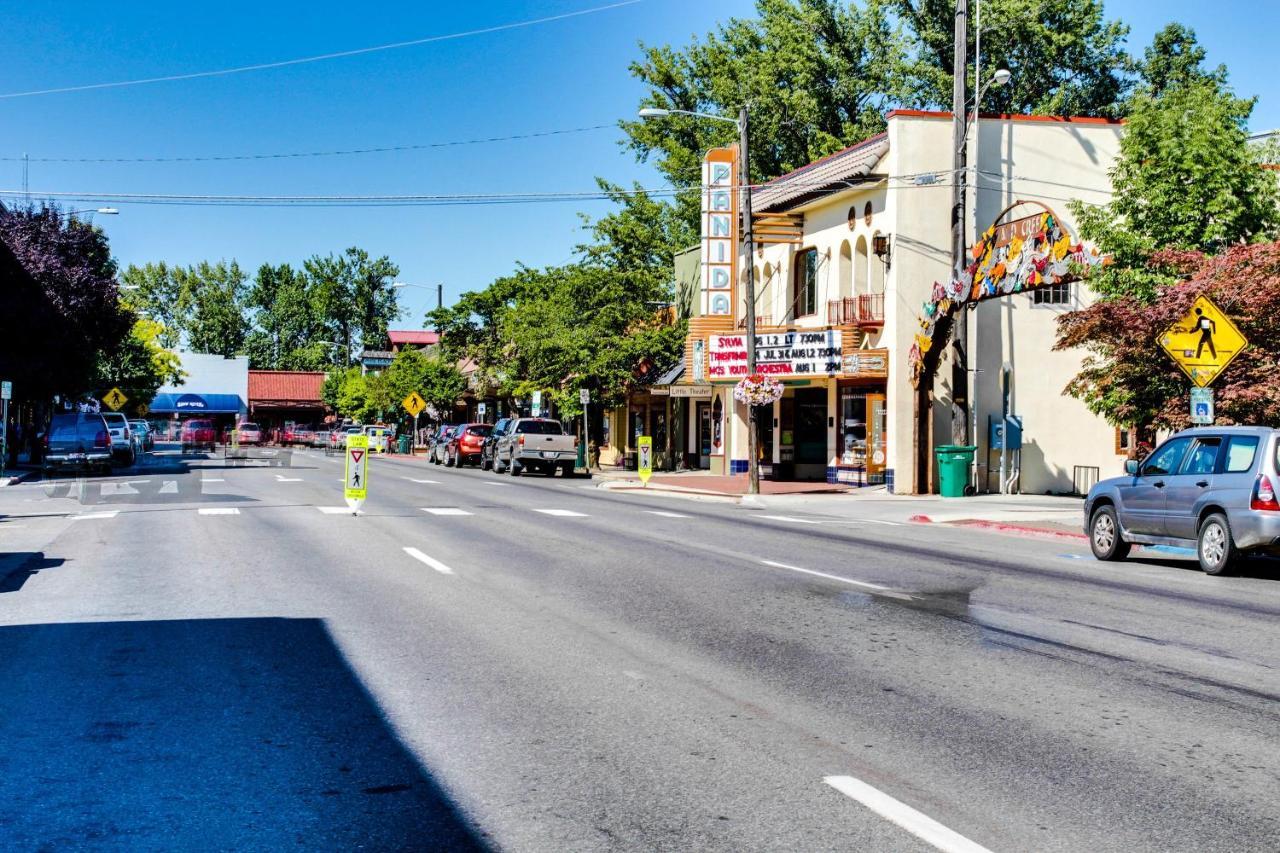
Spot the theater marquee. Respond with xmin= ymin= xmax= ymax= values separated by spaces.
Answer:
xmin=707 ymin=330 xmax=843 ymax=379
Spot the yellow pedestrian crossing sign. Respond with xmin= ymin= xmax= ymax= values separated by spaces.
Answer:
xmin=402 ymin=392 xmax=426 ymax=417
xmin=1158 ymin=296 xmax=1248 ymax=388
xmin=102 ymin=387 xmax=128 ymax=411
xmin=637 ymin=435 xmax=653 ymax=485
xmin=344 ymin=434 xmax=369 ymax=511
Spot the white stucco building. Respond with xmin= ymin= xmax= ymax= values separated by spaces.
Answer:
xmin=671 ymin=109 xmax=1126 ymax=494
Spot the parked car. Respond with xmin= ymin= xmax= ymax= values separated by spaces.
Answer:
xmin=128 ymin=419 xmax=155 ymax=452
xmin=445 ymin=423 xmax=493 ymax=467
xmin=281 ymin=425 xmax=314 ymax=447
xmin=341 ymin=426 xmax=364 ymax=447
xmin=100 ymin=411 xmax=136 ymax=465
xmin=43 ymin=413 xmax=113 ymax=474
xmin=235 ymin=422 xmax=262 ymax=445
xmin=180 ymin=418 xmax=217 ymax=452
xmin=479 ymin=418 xmax=511 ymax=471
xmin=1085 ymin=426 xmax=1280 ymax=575
xmin=365 ymin=425 xmax=392 ymax=454
xmin=491 ymin=418 xmax=577 ymax=477
xmin=429 ymin=425 xmax=458 ymax=464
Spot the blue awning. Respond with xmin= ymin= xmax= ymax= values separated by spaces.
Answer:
xmin=148 ymin=392 xmax=245 ymax=414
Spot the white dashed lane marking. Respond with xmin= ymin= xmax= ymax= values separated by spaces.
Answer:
xmin=274 ymin=474 xmax=303 ymax=483
xmin=402 ymin=477 xmax=440 ymax=484
xmin=760 ymin=560 xmax=910 ymax=597
xmin=759 ymin=514 xmax=821 ymax=524
xmin=403 ymin=547 xmax=455 ymax=575
xmin=198 ymin=507 xmax=240 ymax=516
xmin=421 ymin=507 xmax=473 ymax=516
xmin=534 ymin=509 xmax=588 ymax=517
xmin=644 ymin=510 xmax=691 ymax=518
xmin=823 ymin=775 xmax=993 ymax=853
xmin=317 ymin=506 xmax=355 ymax=514
xmin=72 ymin=511 xmax=119 ymax=520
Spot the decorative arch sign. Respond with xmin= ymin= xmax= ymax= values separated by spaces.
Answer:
xmin=908 ymin=201 xmax=1109 ymax=387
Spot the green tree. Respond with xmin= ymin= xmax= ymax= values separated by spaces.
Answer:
xmin=243 ymin=262 xmax=329 ymax=369
xmin=120 ymin=262 xmax=184 ymax=348
xmin=1137 ymin=22 xmax=1226 ymax=98
xmin=183 ymin=260 xmax=250 ymax=357
xmin=381 ymin=348 xmax=466 ymax=418
xmin=305 ymin=247 xmax=400 ymax=365
xmin=894 ymin=0 xmax=1133 ymax=118
xmin=1069 ymin=41 xmax=1279 ymax=302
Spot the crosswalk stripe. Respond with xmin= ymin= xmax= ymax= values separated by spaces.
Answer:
xmin=534 ymin=509 xmax=588 ymax=517
xmin=317 ymin=506 xmax=353 ymax=514
xmin=421 ymin=507 xmax=473 ymax=516
xmin=72 ymin=511 xmax=118 ymax=520
xmin=158 ymin=480 xmax=178 ymax=494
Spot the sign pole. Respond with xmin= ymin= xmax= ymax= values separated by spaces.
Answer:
xmin=1 ymin=396 xmax=8 ymax=479
xmin=578 ymin=387 xmax=590 ymax=471
xmin=413 ymin=412 xmax=419 ymax=452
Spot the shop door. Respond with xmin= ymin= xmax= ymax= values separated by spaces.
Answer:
xmin=697 ymin=402 xmax=711 ymax=468
xmin=794 ymin=388 xmax=828 ymax=470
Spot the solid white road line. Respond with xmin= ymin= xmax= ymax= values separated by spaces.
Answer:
xmin=759 ymin=514 xmax=822 ymax=524
xmin=823 ymin=776 xmax=993 ymax=853
xmin=482 ymin=482 xmax=512 ymax=487
xmin=403 ymin=547 xmax=455 ymax=575
xmin=535 ymin=509 xmax=588 ymax=517
xmin=760 ymin=560 xmax=904 ymax=595
xmin=402 ymin=477 xmax=441 ymax=484
xmin=421 ymin=507 xmax=473 ymax=516
xmin=72 ymin=511 xmax=119 ymax=520
xmin=198 ymin=507 xmax=240 ymax=515
xmin=644 ymin=510 xmax=691 ymax=518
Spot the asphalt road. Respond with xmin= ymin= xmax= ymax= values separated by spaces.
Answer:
xmin=1 ymin=446 xmax=1278 ymax=851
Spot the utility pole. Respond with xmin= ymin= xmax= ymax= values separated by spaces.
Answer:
xmin=740 ymin=105 xmax=760 ymax=496
xmin=949 ymin=0 xmax=970 ymax=447
xmin=437 ymin=283 xmax=443 ymax=312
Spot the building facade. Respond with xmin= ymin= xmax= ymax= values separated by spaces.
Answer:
xmin=672 ymin=110 xmax=1125 ymax=494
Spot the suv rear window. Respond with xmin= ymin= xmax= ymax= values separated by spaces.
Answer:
xmin=466 ymin=425 xmax=492 ymax=436
xmin=1225 ymin=435 xmax=1259 ymax=473
xmin=51 ymin=415 xmax=100 ymax=441
xmin=516 ymin=420 xmax=563 ymax=435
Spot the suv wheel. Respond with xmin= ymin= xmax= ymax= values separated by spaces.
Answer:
xmin=1197 ymin=512 xmax=1238 ymax=575
xmin=509 ymin=458 xmax=522 ymax=477
xmin=1089 ymin=505 xmax=1130 ymax=562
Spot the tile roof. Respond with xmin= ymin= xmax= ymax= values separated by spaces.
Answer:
xmin=247 ymin=371 xmax=326 ymax=404
xmin=388 ymin=330 xmax=439 ymax=346
xmin=753 ymin=132 xmax=889 ymax=212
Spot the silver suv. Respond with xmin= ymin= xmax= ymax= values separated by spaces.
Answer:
xmin=1084 ymin=426 xmax=1280 ymax=574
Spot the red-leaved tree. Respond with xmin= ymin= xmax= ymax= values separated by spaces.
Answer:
xmin=1056 ymin=242 xmax=1280 ymax=431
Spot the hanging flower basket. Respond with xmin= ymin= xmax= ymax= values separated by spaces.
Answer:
xmin=733 ymin=373 xmax=784 ymax=407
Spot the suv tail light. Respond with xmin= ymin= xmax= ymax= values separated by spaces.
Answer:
xmin=94 ymin=430 xmax=110 ymax=449
xmin=1251 ymin=474 xmax=1280 ymax=511
xmin=518 ymin=434 xmax=525 ymax=446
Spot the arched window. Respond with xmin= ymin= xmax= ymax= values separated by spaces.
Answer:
xmin=838 ymin=241 xmax=852 ymax=300
xmin=870 ymin=233 xmax=885 ymax=294
xmin=854 ymin=236 xmax=869 ymax=296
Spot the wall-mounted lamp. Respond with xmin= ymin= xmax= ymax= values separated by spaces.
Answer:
xmin=872 ymin=234 xmax=890 ymax=258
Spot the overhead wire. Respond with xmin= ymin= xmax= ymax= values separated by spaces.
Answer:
xmin=0 ymin=0 xmax=642 ymax=100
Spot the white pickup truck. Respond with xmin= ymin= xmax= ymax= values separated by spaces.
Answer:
xmin=492 ymin=418 xmax=578 ymax=476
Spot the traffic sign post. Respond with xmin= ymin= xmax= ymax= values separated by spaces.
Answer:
xmin=637 ymin=435 xmax=653 ymax=486
xmin=1 ymin=380 xmax=10 ymax=479
xmin=1159 ymin=296 xmax=1248 ymax=387
xmin=102 ymin=387 xmax=128 ymax=411
xmin=344 ymin=434 xmax=370 ymax=514
xmin=577 ymin=388 xmax=590 ymax=471
xmin=532 ymin=390 xmax=542 ymax=418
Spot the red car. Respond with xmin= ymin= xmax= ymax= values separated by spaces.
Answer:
xmin=181 ymin=419 xmax=216 ymax=452
xmin=446 ymin=422 xmax=493 ymax=467
xmin=235 ymin=423 xmax=262 ymax=445
xmin=281 ymin=425 xmax=315 ymax=447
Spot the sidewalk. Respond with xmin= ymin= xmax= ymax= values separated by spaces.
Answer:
xmin=595 ymin=467 xmax=1086 ymax=539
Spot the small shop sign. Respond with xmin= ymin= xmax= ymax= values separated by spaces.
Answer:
xmin=669 ymin=384 xmax=713 ymax=398
xmin=841 ymin=350 xmax=889 ymax=378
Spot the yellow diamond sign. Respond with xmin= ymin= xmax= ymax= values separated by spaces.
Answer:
xmin=102 ymin=387 xmax=128 ymax=411
xmin=402 ymin=391 xmax=426 ymax=418
xmin=1158 ymin=296 xmax=1248 ymax=388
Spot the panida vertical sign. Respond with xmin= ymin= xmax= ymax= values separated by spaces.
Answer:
xmin=708 ymin=330 xmax=843 ymax=379
xmin=701 ymin=147 xmax=739 ymax=316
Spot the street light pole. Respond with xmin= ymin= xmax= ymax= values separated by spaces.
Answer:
xmin=739 ymin=105 xmax=761 ymax=496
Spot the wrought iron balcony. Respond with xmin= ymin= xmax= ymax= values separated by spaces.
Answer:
xmin=826 ymin=294 xmax=884 ymax=328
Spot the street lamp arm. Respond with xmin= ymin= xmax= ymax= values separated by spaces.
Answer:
xmin=638 ymin=107 xmax=741 ymax=128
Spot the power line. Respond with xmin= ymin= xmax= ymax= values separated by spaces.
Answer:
xmin=0 ymin=1 xmax=642 ymax=100
xmin=1 ymin=124 xmax=617 ymax=164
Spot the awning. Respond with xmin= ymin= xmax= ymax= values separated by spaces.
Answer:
xmin=148 ymin=392 xmax=245 ymax=414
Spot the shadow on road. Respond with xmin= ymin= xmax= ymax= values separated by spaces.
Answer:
xmin=0 ymin=552 xmax=66 ymax=593
xmin=0 ymin=617 xmax=490 ymax=850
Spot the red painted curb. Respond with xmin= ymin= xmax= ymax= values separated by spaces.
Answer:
xmin=950 ymin=519 xmax=1087 ymax=541
xmin=908 ymin=514 xmax=934 ymax=524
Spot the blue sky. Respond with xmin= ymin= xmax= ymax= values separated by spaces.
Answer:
xmin=2 ymin=0 xmax=1275 ymax=328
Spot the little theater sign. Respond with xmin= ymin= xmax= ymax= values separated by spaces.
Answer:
xmin=708 ymin=330 xmax=843 ymax=379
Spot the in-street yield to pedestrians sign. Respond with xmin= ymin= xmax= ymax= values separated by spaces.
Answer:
xmin=637 ymin=435 xmax=652 ymax=485
xmin=344 ymin=434 xmax=369 ymax=513
xmin=102 ymin=387 xmax=128 ymax=411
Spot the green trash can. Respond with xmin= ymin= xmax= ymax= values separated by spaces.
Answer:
xmin=934 ymin=445 xmax=976 ymax=497
xmin=397 ymin=434 xmax=411 ymax=455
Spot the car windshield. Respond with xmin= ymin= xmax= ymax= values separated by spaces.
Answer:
xmin=239 ymin=423 xmax=259 ymax=431
xmin=516 ymin=420 xmax=563 ymax=434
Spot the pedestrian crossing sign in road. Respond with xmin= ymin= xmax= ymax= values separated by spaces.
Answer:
xmin=1158 ymin=296 xmax=1248 ymax=387
xmin=637 ymin=435 xmax=653 ymax=485
xmin=344 ymin=434 xmax=369 ymax=510
xmin=402 ymin=392 xmax=426 ymax=418
xmin=102 ymin=387 xmax=128 ymax=411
